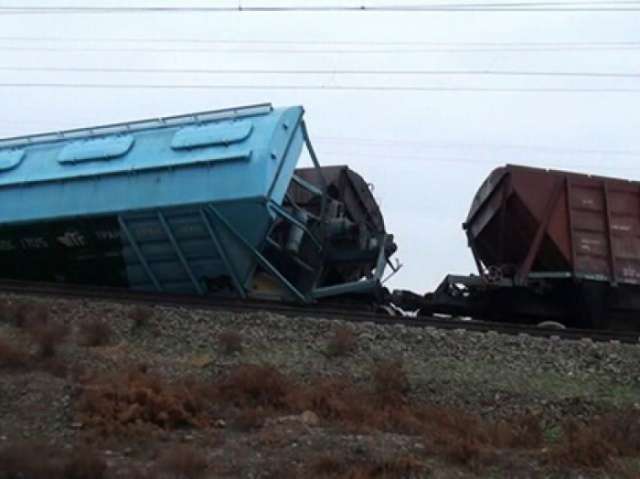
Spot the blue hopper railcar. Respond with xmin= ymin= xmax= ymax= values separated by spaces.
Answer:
xmin=0 ymin=104 xmax=397 ymax=302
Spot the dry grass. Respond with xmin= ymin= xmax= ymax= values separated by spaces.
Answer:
xmin=0 ymin=298 xmax=13 ymax=323
xmin=0 ymin=337 xmax=29 ymax=369
xmin=78 ymin=318 xmax=113 ymax=347
xmin=75 ymin=364 xmax=295 ymax=437
xmin=0 ymin=299 xmax=68 ymax=367
xmin=0 ymin=441 xmax=106 ymax=479
xmin=213 ymin=364 xmax=293 ymax=409
xmin=62 ymin=447 xmax=107 ymax=479
xmin=8 ymin=301 xmax=31 ymax=328
xmin=255 ymin=426 xmax=297 ymax=449
xmin=294 ymin=377 xmax=372 ymax=428
xmin=234 ymin=407 xmax=268 ymax=431
xmin=549 ymin=421 xmax=615 ymax=469
xmin=130 ymin=306 xmax=153 ymax=330
xmin=209 ymin=363 xmax=547 ymax=473
xmin=76 ymin=369 xmax=211 ymax=435
xmin=217 ymin=329 xmax=244 ymax=355
xmin=28 ymin=320 xmax=69 ymax=358
xmin=0 ymin=441 xmax=58 ymax=479
xmin=308 ymin=453 xmax=425 ymax=479
xmin=0 ymin=300 xmax=48 ymax=329
xmin=26 ymin=304 xmax=50 ymax=327
xmin=207 ymin=360 xmax=543 ymax=469
xmin=596 ymin=410 xmax=640 ymax=457
xmin=548 ymin=411 xmax=640 ymax=470
xmin=495 ymin=414 xmax=544 ymax=449
xmin=418 ymin=409 xmax=543 ymax=471
xmin=118 ymin=466 xmax=154 ymax=479
xmin=371 ymin=360 xmax=410 ymax=402
xmin=75 ymin=362 xmax=625 ymax=474
xmin=154 ymin=445 xmax=208 ymax=479
xmin=325 ymin=326 xmax=357 ymax=357
xmin=0 ymin=331 xmax=67 ymax=376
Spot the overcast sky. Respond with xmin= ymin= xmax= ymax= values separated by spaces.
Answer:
xmin=1 ymin=0 xmax=639 ymax=292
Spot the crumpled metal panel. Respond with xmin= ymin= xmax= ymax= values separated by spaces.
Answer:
xmin=292 ymin=165 xmax=387 ymax=234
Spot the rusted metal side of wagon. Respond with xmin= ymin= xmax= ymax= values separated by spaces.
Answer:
xmin=417 ymin=164 xmax=640 ymax=330
xmin=467 ymin=164 xmax=640 ymax=287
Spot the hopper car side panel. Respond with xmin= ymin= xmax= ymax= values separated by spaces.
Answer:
xmin=412 ymin=164 xmax=640 ymax=330
xmin=0 ymin=216 xmax=126 ymax=287
xmin=0 ymin=104 xmax=397 ymax=302
xmin=466 ymin=165 xmax=640 ymax=286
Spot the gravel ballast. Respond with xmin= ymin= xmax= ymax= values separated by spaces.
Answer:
xmin=1 ymin=292 xmax=639 ymax=478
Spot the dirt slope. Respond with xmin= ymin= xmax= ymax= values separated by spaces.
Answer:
xmin=1 ymin=293 xmax=639 ymax=478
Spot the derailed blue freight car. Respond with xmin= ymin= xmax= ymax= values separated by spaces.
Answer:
xmin=0 ymin=103 xmax=397 ymax=302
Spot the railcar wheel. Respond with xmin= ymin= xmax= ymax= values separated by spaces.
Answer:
xmin=486 ymin=265 xmax=504 ymax=283
xmin=537 ymin=321 xmax=566 ymax=329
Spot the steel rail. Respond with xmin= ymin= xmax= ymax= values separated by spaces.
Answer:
xmin=0 ymin=279 xmax=637 ymax=344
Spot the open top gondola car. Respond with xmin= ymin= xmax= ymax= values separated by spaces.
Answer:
xmin=0 ymin=103 xmax=397 ymax=303
xmin=398 ymin=164 xmax=640 ymax=330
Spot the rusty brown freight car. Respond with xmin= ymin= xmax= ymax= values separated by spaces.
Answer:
xmin=422 ymin=164 xmax=640 ymax=330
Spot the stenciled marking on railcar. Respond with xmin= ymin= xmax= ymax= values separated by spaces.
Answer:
xmin=57 ymin=231 xmax=87 ymax=248
xmin=612 ymin=223 xmax=632 ymax=232
xmin=621 ymin=267 xmax=640 ymax=280
xmin=133 ymin=225 xmax=162 ymax=239
xmin=174 ymin=224 xmax=201 ymax=236
xmin=578 ymin=237 xmax=602 ymax=252
xmin=95 ymin=229 xmax=121 ymax=241
xmin=0 ymin=239 xmax=16 ymax=251
xmin=20 ymin=237 xmax=49 ymax=249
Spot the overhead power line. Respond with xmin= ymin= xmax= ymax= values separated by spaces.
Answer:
xmin=3 ymin=2 xmax=640 ymax=14
xmin=319 ymin=149 xmax=640 ymax=170
xmin=1 ymin=66 xmax=638 ymax=78
xmin=0 ymin=36 xmax=638 ymax=47
xmin=316 ymin=136 xmax=640 ymax=156
xmin=0 ymin=119 xmax=636 ymax=161
xmin=1 ymin=82 xmax=639 ymax=92
xmin=4 ymin=46 xmax=640 ymax=53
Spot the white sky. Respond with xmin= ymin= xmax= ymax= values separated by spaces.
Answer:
xmin=1 ymin=0 xmax=639 ymax=292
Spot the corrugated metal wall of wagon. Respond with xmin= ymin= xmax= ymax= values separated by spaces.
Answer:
xmin=465 ymin=165 xmax=640 ymax=286
xmin=568 ymin=172 xmax=640 ymax=284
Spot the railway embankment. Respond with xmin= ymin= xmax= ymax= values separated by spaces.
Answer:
xmin=1 ymin=292 xmax=639 ymax=478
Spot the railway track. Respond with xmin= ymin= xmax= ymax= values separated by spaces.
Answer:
xmin=0 ymin=279 xmax=638 ymax=344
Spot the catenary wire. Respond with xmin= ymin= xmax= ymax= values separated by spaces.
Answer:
xmin=0 ymin=121 xmax=636 ymax=160
xmin=3 ymin=1 xmax=640 ymax=9
xmin=0 ymin=66 xmax=637 ymax=78
xmin=1 ymin=82 xmax=639 ymax=92
xmin=0 ymin=36 xmax=638 ymax=47
xmin=315 ymin=136 xmax=640 ymax=156
xmin=3 ymin=3 xmax=640 ymax=14
xmin=318 ymin=149 xmax=640 ymax=170
xmin=3 ymin=46 xmax=640 ymax=53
